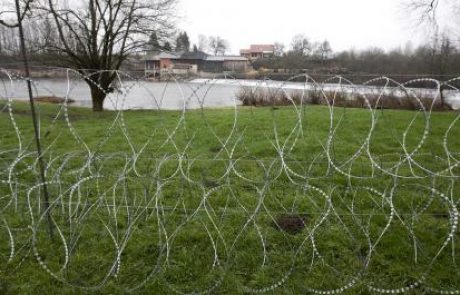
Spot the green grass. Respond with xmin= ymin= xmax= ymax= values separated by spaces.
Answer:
xmin=0 ymin=101 xmax=459 ymax=294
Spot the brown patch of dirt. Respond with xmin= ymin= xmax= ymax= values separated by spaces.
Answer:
xmin=272 ymin=214 xmax=308 ymax=235
xmin=209 ymin=146 xmax=223 ymax=153
xmin=34 ymin=96 xmax=75 ymax=104
xmin=432 ymin=212 xmax=450 ymax=219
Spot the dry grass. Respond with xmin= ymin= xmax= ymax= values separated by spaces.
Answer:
xmin=236 ymin=87 xmax=451 ymax=111
xmin=236 ymin=87 xmax=307 ymax=106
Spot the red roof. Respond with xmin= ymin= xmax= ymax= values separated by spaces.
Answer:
xmin=249 ymin=44 xmax=275 ymax=52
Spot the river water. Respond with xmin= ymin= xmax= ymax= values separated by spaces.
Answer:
xmin=2 ymin=79 xmax=242 ymax=110
xmin=2 ymin=78 xmax=460 ymax=110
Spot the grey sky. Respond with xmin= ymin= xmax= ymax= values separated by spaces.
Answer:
xmin=178 ymin=0 xmax=422 ymax=54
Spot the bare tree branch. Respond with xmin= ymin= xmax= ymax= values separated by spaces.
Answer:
xmin=31 ymin=0 xmax=177 ymax=111
xmin=0 ymin=0 xmax=34 ymax=28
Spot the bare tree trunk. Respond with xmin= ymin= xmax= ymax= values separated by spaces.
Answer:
xmin=439 ymin=84 xmax=452 ymax=110
xmin=89 ymin=84 xmax=107 ymax=112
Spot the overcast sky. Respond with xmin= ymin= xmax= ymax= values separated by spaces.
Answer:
xmin=178 ymin=0 xmax=424 ymax=54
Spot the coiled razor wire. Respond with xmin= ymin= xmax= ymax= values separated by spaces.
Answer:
xmin=0 ymin=68 xmax=459 ymax=293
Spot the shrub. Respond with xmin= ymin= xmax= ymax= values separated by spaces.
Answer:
xmin=236 ymin=86 xmax=451 ymax=111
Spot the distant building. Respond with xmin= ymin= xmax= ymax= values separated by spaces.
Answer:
xmin=144 ymin=51 xmax=178 ymax=74
xmin=143 ymin=50 xmax=251 ymax=76
xmin=204 ymin=56 xmax=251 ymax=72
xmin=240 ymin=45 xmax=275 ymax=60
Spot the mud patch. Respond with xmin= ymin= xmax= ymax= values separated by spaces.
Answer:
xmin=34 ymin=96 xmax=75 ymax=104
xmin=272 ymin=214 xmax=308 ymax=235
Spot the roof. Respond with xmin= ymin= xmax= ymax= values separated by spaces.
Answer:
xmin=144 ymin=50 xmax=248 ymax=62
xmin=223 ymin=56 xmax=249 ymax=61
xmin=205 ymin=56 xmax=225 ymax=61
xmin=175 ymin=50 xmax=209 ymax=60
xmin=143 ymin=51 xmax=178 ymax=61
xmin=144 ymin=50 xmax=210 ymax=61
xmin=205 ymin=56 xmax=249 ymax=62
xmin=239 ymin=45 xmax=275 ymax=55
xmin=250 ymin=44 xmax=275 ymax=52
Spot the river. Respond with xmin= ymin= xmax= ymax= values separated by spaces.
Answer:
xmin=2 ymin=78 xmax=460 ymax=110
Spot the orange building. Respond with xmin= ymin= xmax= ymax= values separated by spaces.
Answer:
xmin=240 ymin=44 xmax=275 ymax=60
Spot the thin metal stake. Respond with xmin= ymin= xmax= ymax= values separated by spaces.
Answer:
xmin=14 ymin=0 xmax=54 ymax=239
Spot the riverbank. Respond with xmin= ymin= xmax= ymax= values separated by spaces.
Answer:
xmin=2 ymin=76 xmax=460 ymax=111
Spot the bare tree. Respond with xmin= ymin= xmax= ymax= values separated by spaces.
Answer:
xmin=208 ymin=36 xmax=229 ymax=56
xmin=290 ymin=34 xmax=311 ymax=56
xmin=33 ymin=0 xmax=177 ymax=111
xmin=404 ymin=0 xmax=459 ymax=108
xmin=404 ymin=0 xmax=459 ymax=34
xmin=274 ymin=42 xmax=285 ymax=57
xmin=0 ymin=0 xmax=32 ymax=54
xmin=404 ymin=0 xmax=444 ymax=25
xmin=314 ymin=40 xmax=332 ymax=65
xmin=198 ymin=34 xmax=208 ymax=52
xmin=0 ymin=25 xmax=15 ymax=54
xmin=0 ymin=0 xmax=34 ymax=28
xmin=405 ymin=0 xmax=436 ymax=22
xmin=432 ymin=32 xmax=457 ymax=75
xmin=3 ymin=18 xmax=57 ymax=55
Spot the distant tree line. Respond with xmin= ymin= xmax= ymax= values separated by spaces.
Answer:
xmin=0 ymin=23 xmax=232 ymax=70
xmin=252 ymin=33 xmax=460 ymax=76
xmin=0 ymin=19 xmax=51 ymax=56
xmin=2 ymin=19 xmax=460 ymax=76
xmin=144 ymin=31 xmax=229 ymax=55
xmin=0 ymin=10 xmax=177 ymax=67
xmin=145 ymin=31 xmax=190 ymax=52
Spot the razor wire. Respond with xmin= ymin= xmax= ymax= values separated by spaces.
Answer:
xmin=0 ymin=67 xmax=459 ymax=293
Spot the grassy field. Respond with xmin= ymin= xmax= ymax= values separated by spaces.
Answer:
xmin=0 ymin=101 xmax=459 ymax=294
